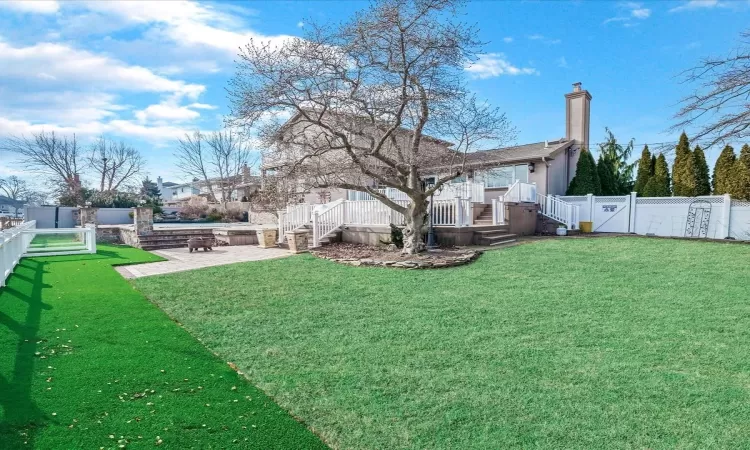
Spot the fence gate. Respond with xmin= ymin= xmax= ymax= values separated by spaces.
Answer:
xmin=592 ymin=196 xmax=631 ymax=233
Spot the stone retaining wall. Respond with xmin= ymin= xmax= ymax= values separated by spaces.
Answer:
xmin=312 ymin=250 xmax=481 ymax=269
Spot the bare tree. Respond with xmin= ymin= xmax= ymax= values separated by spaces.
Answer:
xmin=88 ymin=137 xmax=145 ymax=193
xmin=228 ymin=0 xmax=514 ymax=253
xmin=673 ymin=29 xmax=750 ymax=147
xmin=0 ymin=176 xmax=43 ymax=215
xmin=2 ymin=131 xmax=83 ymax=198
xmin=174 ymin=130 xmax=254 ymax=203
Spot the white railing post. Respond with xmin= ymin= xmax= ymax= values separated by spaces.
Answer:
xmin=722 ymin=193 xmax=732 ymax=239
xmin=586 ymin=193 xmax=594 ymax=222
xmin=312 ymin=211 xmax=320 ymax=247
xmin=454 ymin=197 xmax=462 ymax=228
xmin=491 ymin=198 xmax=498 ymax=225
xmin=86 ymin=224 xmax=97 ymax=253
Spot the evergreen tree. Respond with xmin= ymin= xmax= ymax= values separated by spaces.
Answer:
xmin=597 ymin=155 xmax=618 ymax=195
xmin=643 ymin=153 xmax=672 ymax=197
xmin=650 ymin=154 xmax=656 ymax=176
xmin=692 ymin=145 xmax=711 ymax=196
xmin=566 ymin=148 xmax=601 ymax=195
xmin=728 ymin=144 xmax=750 ymax=200
xmin=597 ymin=128 xmax=635 ymax=194
xmin=672 ymin=132 xmax=697 ymax=196
xmin=633 ymin=144 xmax=652 ymax=196
xmin=712 ymin=145 xmax=736 ymax=194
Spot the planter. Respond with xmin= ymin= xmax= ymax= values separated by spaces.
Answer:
xmin=579 ymin=221 xmax=593 ymax=233
xmin=556 ymin=227 xmax=567 ymax=236
xmin=285 ymin=230 xmax=309 ymax=254
xmin=256 ymin=228 xmax=278 ymax=248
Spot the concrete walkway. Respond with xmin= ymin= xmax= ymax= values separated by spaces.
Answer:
xmin=116 ymin=245 xmax=290 ymax=278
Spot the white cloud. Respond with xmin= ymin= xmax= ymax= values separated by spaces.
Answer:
xmin=604 ymin=2 xmax=651 ymax=25
xmin=503 ymin=37 xmax=513 ymax=43
xmin=557 ymin=57 xmax=569 ymax=69
xmin=297 ymin=21 xmax=305 ymax=28
xmin=135 ymin=102 xmax=200 ymax=123
xmin=526 ymin=34 xmax=561 ymax=45
xmin=465 ymin=53 xmax=538 ymax=79
xmin=79 ymin=1 xmax=295 ymax=55
xmin=0 ymin=41 xmax=204 ymax=98
xmin=0 ymin=0 xmax=59 ymax=14
xmin=631 ymin=8 xmax=651 ymax=18
xmin=189 ymin=103 xmax=218 ymax=110
xmin=0 ymin=91 xmax=125 ymax=125
xmin=669 ymin=0 xmax=725 ymax=13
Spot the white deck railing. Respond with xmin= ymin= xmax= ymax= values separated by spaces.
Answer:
xmin=502 ymin=181 xmax=537 ymax=203
xmin=1 ymin=220 xmax=35 ymax=287
xmin=346 ymin=181 xmax=485 ymax=204
xmin=1 ymin=221 xmax=96 ymax=287
xmin=429 ymin=198 xmax=472 ymax=227
xmin=537 ymin=194 xmax=579 ymax=229
xmin=344 ymin=200 xmax=408 ymax=225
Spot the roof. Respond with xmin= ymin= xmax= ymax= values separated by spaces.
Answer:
xmin=464 ymin=139 xmax=574 ymax=166
xmin=161 ymin=181 xmax=178 ymax=188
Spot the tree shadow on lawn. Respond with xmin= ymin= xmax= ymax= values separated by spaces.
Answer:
xmin=0 ymin=259 xmax=52 ymax=448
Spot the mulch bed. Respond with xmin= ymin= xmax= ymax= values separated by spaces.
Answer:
xmin=311 ymin=243 xmax=481 ymax=269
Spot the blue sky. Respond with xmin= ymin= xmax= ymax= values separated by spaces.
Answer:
xmin=0 ymin=0 xmax=748 ymax=187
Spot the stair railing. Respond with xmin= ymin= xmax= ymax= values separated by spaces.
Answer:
xmin=312 ymin=201 xmax=346 ymax=247
xmin=537 ymin=193 xmax=579 ymax=229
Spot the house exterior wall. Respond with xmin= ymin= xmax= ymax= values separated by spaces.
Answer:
xmin=546 ymin=153 xmax=568 ymax=196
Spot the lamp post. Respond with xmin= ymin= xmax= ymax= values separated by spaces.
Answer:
xmin=425 ymin=179 xmax=438 ymax=249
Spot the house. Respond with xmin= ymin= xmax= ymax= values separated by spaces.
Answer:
xmin=157 ymin=166 xmax=261 ymax=206
xmin=265 ymin=82 xmax=591 ymax=204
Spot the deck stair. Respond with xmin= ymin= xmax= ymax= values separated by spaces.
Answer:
xmin=471 ymin=224 xmax=518 ymax=246
xmin=138 ymin=229 xmax=215 ymax=251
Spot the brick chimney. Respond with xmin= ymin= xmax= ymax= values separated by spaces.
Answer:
xmin=564 ymin=82 xmax=592 ymax=188
xmin=565 ymin=82 xmax=592 ymax=149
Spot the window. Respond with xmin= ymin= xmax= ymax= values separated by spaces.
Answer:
xmin=477 ymin=164 xmax=528 ymax=188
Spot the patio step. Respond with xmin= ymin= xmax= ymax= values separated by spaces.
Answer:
xmin=473 ymin=230 xmax=518 ymax=246
xmin=137 ymin=230 xmax=216 ymax=250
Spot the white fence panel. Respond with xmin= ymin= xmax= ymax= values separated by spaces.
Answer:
xmin=729 ymin=200 xmax=750 ymax=240
xmin=559 ymin=196 xmax=591 ymax=222
xmin=633 ymin=196 xmax=727 ymax=239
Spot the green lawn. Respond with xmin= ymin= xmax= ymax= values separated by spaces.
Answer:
xmin=0 ymin=244 xmax=326 ymax=449
xmin=135 ymin=237 xmax=750 ymax=449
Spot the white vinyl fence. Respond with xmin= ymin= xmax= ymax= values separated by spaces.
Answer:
xmin=559 ymin=193 xmax=750 ymax=240
xmin=1 ymin=221 xmax=97 ymax=287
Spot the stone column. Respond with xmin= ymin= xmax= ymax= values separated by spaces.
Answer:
xmin=79 ymin=207 xmax=99 ymax=226
xmin=285 ymin=230 xmax=309 ymax=254
xmin=133 ymin=207 xmax=153 ymax=235
xmin=256 ymin=227 xmax=278 ymax=248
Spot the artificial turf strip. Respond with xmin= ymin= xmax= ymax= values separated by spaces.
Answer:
xmin=135 ymin=237 xmax=750 ymax=449
xmin=0 ymin=244 xmax=326 ymax=449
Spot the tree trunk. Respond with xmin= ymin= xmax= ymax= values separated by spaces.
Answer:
xmin=402 ymin=198 xmax=428 ymax=254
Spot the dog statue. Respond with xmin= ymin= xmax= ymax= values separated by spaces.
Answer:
xmin=187 ymin=237 xmax=214 ymax=252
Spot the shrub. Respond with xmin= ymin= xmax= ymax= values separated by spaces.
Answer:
xmin=389 ymin=224 xmax=404 ymax=249
xmin=672 ymin=132 xmax=697 ymax=196
xmin=633 ymin=145 xmax=652 ymax=196
xmin=693 ymin=145 xmax=711 ymax=196
xmin=180 ymin=196 xmax=210 ymax=220
xmin=712 ymin=145 xmax=736 ymax=195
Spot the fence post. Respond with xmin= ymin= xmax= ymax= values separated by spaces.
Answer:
xmin=722 ymin=193 xmax=731 ymax=239
xmin=312 ymin=211 xmax=320 ymax=247
xmin=628 ymin=192 xmax=637 ymax=233
xmin=586 ymin=193 xmax=594 ymax=222
xmin=86 ymin=224 xmax=97 ymax=253
xmin=277 ymin=210 xmax=284 ymax=243
xmin=455 ymin=197 xmax=463 ymax=227
xmin=0 ymin=230 xmax=6 ymax=287
xmin=491 ymin=198 xmax=498 ymax=225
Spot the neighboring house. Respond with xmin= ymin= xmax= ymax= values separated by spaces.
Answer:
xmin=157 ymin=166 xmax=261 ymax=206
xmin=263 ymin=82 xmax=591 ymax=205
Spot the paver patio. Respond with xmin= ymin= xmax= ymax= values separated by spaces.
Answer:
xmin=116 ymin=245 xmax=290 ymax=278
